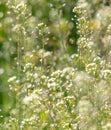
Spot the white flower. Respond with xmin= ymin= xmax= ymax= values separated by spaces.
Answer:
xmin=23 ymin=93 xmax=39 ymax=105
xmin=102 ymin=122 xmax=111 ymax=130
xmin=8 ymin=76 xmax=16 ymax=82
xmin=33 ymin=73 xmax=38 ymax=79
xmin=0 ymin=68 xmax=4 ymax=75
xmin=101 ymin=69 xmax=111 ymax=79
xmin=47 ymin=82 xmax=56 ymax=88
xmin=77 ymin=96 xmax=92 ymax=115
xmin=38 ymin=22 xmax=44 ymax=28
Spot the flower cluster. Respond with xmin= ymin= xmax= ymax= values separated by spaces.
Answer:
xmin=1 ymin=0 xmax=111 ymax=130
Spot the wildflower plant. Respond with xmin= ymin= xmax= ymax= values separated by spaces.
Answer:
xmin=1 ymin=0 xmax=111 ymax=130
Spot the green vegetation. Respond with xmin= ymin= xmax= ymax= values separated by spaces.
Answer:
xmin=1 ymin=0 xmax=111 ymax=129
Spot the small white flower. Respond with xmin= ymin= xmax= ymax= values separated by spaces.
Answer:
xmin=23 ymin=93 xmax=38 ymax=105
xmin=33 ymin=73 xmax=38 ymax=79
xmin=0 ymin=68 xmax=4 ymax=75
xmin=102 ymin=122 xmax=111 ymax=130
xmin=8 ymin=76 xmax=16 ymax=82
xmin=101 ymin=69 xmax=111 ymax=79
xmin=38 ymin=23 xmax=44 ymax=28
xmin=47 ymin=82 xmax=56 ymax=88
